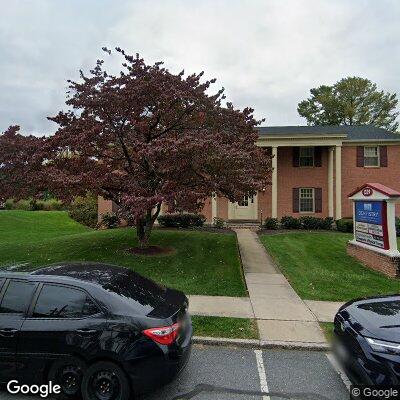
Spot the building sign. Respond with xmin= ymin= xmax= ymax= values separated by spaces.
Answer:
xmin=354 ymin=201 xmax=388 ymax=249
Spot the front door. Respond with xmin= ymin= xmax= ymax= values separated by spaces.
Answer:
xmin=0 ymin=279 xmax=37 ymax=382
xmin=233 ymin=195 xmax=256 ymax=219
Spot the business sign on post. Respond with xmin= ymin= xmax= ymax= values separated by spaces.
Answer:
xmin=354 ymin=200 xmax=389 ymax=250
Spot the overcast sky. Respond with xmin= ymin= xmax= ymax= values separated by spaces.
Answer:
xmin=1 ymin=0 xmax=399 ymax=136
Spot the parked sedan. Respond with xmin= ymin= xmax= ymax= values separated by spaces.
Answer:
xmin=334 ymin=295 xmax=400 ymax=387
xmin=0 ymin=262 xmax=192 ymax=400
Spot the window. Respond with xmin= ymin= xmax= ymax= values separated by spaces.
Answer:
xmin=299 ymin=147 xmax=314 ymax=167
xmin=33 ymin=285 xmax=99 ymax=318
xmin=0 ymin=280 xmax=36 ymax=314
xmin=299 ymin=188 xmax=314 ymax=213
xmin=364 ymin=146 xmax=379 ymax=167
xmin=238 ymin=195 xmax=253 ymax=207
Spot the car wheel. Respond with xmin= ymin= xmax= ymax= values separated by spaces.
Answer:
xmin=82 ymin=361 xmax=131 ymax=400
xmin=48 ymin=356 xmax=86 ymax=398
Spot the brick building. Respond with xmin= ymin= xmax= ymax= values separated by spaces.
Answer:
xmin=98 ymin=125 xmax=400 ymax=223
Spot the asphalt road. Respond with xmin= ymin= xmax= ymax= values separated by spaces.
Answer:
xmin=2 ymin=345 xmax=349 ymax=400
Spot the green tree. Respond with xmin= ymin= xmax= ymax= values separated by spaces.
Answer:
xmin=298 ymin=77 xmax=399 ymax=131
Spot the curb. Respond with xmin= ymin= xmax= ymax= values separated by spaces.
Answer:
xmin=193 ymin=336 xmax=331 ymax=351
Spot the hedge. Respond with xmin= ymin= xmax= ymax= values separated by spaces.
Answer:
xmin=158 ymin=213 xmax=206 ymax=228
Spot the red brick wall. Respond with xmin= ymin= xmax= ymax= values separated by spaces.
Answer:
xmin=342 ymin=145 xmax=400 ymax=217
xmin=276 ymin=146 xmax=330 ymax=217
xmin=347 ymin=242 xmax=400 ymax=278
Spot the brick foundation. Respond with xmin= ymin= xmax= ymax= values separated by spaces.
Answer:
xmin=347 ymin=241 xmax=400 ymax=278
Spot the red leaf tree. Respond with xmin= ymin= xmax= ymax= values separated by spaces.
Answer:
xmin=2 ymin=48 xmax=272 ymax=247
xmin=0 ymin=125 xmax=46 ymax=202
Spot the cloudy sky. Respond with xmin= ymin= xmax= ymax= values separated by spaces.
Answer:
xmin=0 ymin=0 xmax=399 ymax=135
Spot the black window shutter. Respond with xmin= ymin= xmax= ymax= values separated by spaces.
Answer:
xmin=314 ymin=147 xmax=322 ymax=167
xmin=293 ymin=188 xmax=299 ymax=213
xmin=380 ymin=146 xmax=388 ymax=167
xmin=356 ymin=146 xmax=364 ymax=167
xmin=314 ymin=188 xmax=322 ymax=213
xmin=293 ymin=147 xmax=300 ymax=167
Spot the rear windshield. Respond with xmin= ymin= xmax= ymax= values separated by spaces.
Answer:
xmin=33 ymin=264 xmax=167 ymax=315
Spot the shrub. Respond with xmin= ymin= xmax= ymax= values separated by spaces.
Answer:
xmin=280 ymin=216 xmax=301 ymax=229
xmin=42 ymin=198 xmax=64 ymax=211
xmin=213 ymin=217 xmax=225 ymax=228
xmin=68 ymin=194 xmax=98 ymax=228
xmin=14 ymin=199 xmax=32 ymax=211
xmin=319 ymin=217 xmax=334 ymax=230
xmin=263 ymin=217 xmax=279 ymax=230
xmin=299 ymin=216 xmax=320 ymax=230
xmin=5 ymin=199 xmax=15 ymax=210
xmin=336 ymin=218 xmax=353 ymax=233
xmin=4 ymin=197 xmax=64 ymax=211
xmin=101 ymin=212 xmax=120 ymax=229
xmin=158 ymin=213 xmax=206 ymax=228
xmin=396 ymin=217 xmax=400 ymax=237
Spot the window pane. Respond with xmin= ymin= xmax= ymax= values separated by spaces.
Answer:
xmin=299 ymin=188 xmax=314 ymax=212
xmin=364 ymin=147 xmax=379 ymax=167
xmin=299 ymin=147 xmax=314 ymax=167
xmin=33 ymin=285 xmax=97 ymax=318
xmin=0 ymin=280 xmax=36 ymax=314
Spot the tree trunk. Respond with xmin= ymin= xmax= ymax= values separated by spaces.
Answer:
xmin=136 ymin=203 xmax=161 ymax=248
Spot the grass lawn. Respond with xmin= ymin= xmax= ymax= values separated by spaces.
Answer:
xmin=191 ymin=316 xmax=258 ymax=339
xmin=260 ymin=232 xmax=400 ymax=302
xmin=0 ymin=211 xmax=246 ymax=297
xmin=320 ymin=322 xmax=334 ymax=342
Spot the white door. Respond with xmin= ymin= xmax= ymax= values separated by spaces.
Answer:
xmin=233 ymin=195 xmax=256 ymax=219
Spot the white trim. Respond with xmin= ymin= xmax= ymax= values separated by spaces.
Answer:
xmin=271 ymin=147 xmax=278 ymax=218
xmin=211 ymin=193 xmax=217 ymax=221
xmin=328 ymin=147 xmax=334 ymax=218
xmin=349 ymin=239 xmax=400 ymax=257
xmin=363 ymin=145 xmax=380 ymax=167
xmin=335 ymin=145 xmax=342 ymax=220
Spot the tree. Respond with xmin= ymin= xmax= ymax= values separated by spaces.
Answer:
xmin=0 ymin=125 xmax=46 ymax=202
xmin=297 ymin=77 xmax=399 ymax=131
xmin=32 ymin=48 xmax=271 ymax=248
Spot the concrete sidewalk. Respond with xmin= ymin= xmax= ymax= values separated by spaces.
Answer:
xmin=188 ymin=295 xmax=344 ymax=323
xmin=236 ymin=229 xmax=327 ymax=346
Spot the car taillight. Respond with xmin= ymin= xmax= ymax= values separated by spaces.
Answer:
xmin=142 ymin=323 xmax=180 ymax=345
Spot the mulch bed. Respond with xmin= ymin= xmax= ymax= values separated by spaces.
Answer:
xmin=127 ymin=246 xmax=176 ymax=256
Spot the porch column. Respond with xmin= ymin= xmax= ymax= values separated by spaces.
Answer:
xmin=211 ymin=193 xmax=218 ymax=222
xmin=328 ymin=147 xmax=334 ymax=218
xmin=272 ymin=146 xmax=278 ymax=218
xmin=335 ymin=145 xmax=342 ymax=220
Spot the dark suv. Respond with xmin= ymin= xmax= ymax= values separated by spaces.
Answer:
xmin=0 ymin=262 xmax=192 ymax=400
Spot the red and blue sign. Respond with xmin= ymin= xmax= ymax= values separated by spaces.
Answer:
xmin=354 ymin=200 xmax=389 ymax=250
xmin=355 ymin=201 xmax=383 ymax=225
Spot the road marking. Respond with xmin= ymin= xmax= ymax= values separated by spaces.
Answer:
xmin=254 ymin=349 xmax=270 ymax=400
xmin=326 ymin=353 xmax=351 ymax=391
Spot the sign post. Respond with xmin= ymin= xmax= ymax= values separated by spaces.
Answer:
xmin=347 ymin=183 xmax=400 ymax=278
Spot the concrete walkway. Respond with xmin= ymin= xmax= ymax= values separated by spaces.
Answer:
xmin=236 ymin=229 xmax=327 ymax=346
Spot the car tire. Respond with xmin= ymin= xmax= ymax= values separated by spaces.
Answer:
xmin=82 ymin=361 xmax=131 ymax=400
xmin=48 ymin=356 xmax=87 ymax=399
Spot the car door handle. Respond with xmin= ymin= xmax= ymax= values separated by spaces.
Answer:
xmin=0 ymin=328 xmax=18 ymax=337
xmin=76 ymin=329 xmax=97 ymax=336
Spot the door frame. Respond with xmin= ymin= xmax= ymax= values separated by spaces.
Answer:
xmin=228 ymin=193 xmax=258 ymax=220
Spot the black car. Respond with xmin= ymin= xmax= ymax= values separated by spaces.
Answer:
xmin=334 ymin=295 xmax=400 ymax=387
xmin=0 ymin=262 xmax=192 ymax=399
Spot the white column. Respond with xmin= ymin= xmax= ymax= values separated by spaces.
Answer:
xmin=211 ymin=193 xmax=218 ymax=222
xmin=335 ymin=145 xmax=342 ymax=220
xmin=386 ymin=200 xmax=399 ymax=256
xmin=272 ymin=146 xmax=278 ymax=218
xmin=328 ymin=147 xmax=334 ymax=218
